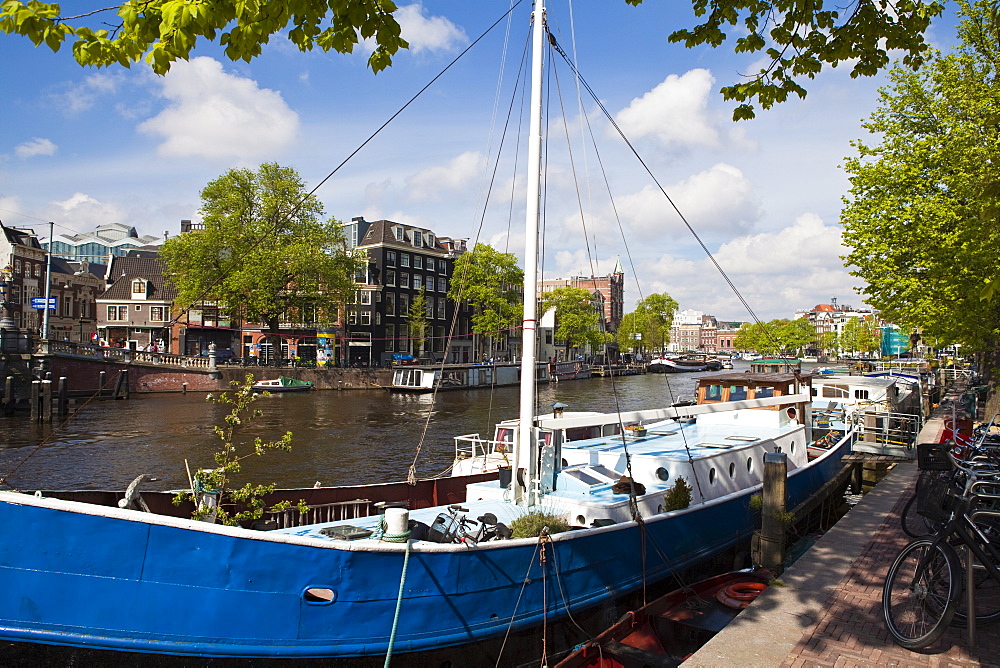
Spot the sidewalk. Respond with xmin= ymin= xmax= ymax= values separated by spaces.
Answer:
xmin=688 ymin=421 xmax=1000 ymax=667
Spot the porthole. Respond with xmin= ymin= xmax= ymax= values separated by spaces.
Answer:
xmin=709 ymin=468 xmax=716 ymax=484
xmin=655 ymin=467 xmax=670 ymax=481
xmin=729 ymin=462 xmax=736 ymax=478
xmin=303 ymin=587 xmax=336 ymax=604
xmin=791 ymin=442 xmax=796 ymax=454
xmin=576 ymin=515 xmax=586 ymax=525
xmin=747 ymin=456 xmax=753 ymax=473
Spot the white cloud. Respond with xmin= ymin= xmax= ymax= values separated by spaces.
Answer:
xmin=46 ymin=193 xmax=128 ymax=234
xmin=405 ymin=152 xmax=484 ymax=201
xmin=619 ymin=163 xmax=761 ymax=238
xmin=138 ymin=57 xmax=299 ymax=161
xmin=394 ymin=4 xmax=468 ymax=54
xmin=615 ymin=69 xmax=756 ymax=152
xmin=615 ymin=69 xmax=719 ymax=150
xmin=15 ymin=138 xmax=57 ymax=159
xmin=57 ymin=72 xmax=120 ymax=114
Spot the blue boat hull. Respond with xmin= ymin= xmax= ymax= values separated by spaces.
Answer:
xmin=0 ymin=435 xmax=851 ymax=658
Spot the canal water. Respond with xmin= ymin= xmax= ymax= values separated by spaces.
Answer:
xmin=0 ymin=366 xmax=741 ymax=492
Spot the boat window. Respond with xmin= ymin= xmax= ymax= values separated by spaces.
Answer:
xmin=854 ymin=389 xmax=870 ymax=400
xmin=729 ymin=462 xmax=736 ymax=478
xmin=703 ymin=385 xmax=723 ymax=401
xmin=754 ymin=387 xmax=774 ymax=399
xmin=709 ymin=468 xmax=716 ymax=484
xmin=303 ymin=587 xmax=336 ymax=604
xmin=729 ymin=386 xmax=748 ymax=401
xmin=821 ymin=384 xmax=850 ymax=398
xmin=496 ymin=427 xmax=514 ymax=442
xmin=655 ymin=467 xmax=670 ymax=481
xmin=791 ymin=441 xmax=796 ymax=454
xmin=747 ymin=457 xmax=753 ymax=473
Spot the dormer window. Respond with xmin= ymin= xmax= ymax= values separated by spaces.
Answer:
xmin=394 ymin=227 xmax=404 ymax=241
xmin=426 ymin=234 xmax=434 ymax=247
xmin=413 ymin=231 xmax=422 ymax=247
xmin=131 ymin=279 xmax=149 ymax=299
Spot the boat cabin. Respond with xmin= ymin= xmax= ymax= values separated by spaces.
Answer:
xmin=695 ymin=372 xmax=811 ymax=408
xmin=749 ymin=358 xmax=802 ymax=374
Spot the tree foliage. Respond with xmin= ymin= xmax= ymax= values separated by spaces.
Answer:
xmin=2 ymin=1 xmax=945 ymax=117
xmin=541 ymin=286 xmax=605 ymax=355
xmin=407 ymin=285 xmax=428 ymax=357
xmin=615 ymin=292 xmax=678 ymax=353
xmin=161 ymin=163 xmax=364 ymax=353
xmin=839 ymin=315 xmax=882 ymax=356
xmin=447 ymin=243 xmax=523 ymax=358
xmin=734 ymin=318 xmax=815 ymax=355
xmin=0 ymin=0 xmax=406 ymax=74
xmin=840 ymin=0 xmax=1000 ymax=355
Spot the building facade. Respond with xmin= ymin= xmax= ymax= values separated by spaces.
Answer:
xmin=0 ymin=223 xmax=47 ymax=337
xmin=45 ymin=223 xmax=164 ymax=263
xmin=538 ymin=260 xmax=625 ymax=334
xmin=351 ymin=218 xmax=471 ymax=366
xmin=97 ymin=255 xmax=178 ymax=351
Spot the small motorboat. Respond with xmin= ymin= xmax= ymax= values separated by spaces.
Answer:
xmin=555 ymin=569 xmax=770 ymax=667
xmin=251 ymin=376 xmax=314 ymax=392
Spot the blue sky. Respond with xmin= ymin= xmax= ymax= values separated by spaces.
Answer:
xmin=0 ymin=1 xmax=960 ymax=321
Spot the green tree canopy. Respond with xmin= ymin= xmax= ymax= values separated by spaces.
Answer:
xmin=0 ymin=0 xmax=406 ymax=74
xmin=541 ymin=286 xmax=605 ymax=356
xmin=734 ymin=318 xmax=815 ymax=356
xmin=161 ymin=162 xmax=364 ymax=357
xmin=2 ymin=1 xmax=945 ymax=116
xmin=447 ymin=243 xmax=523 ymax=358
xmin=839 ymin=315 xmax=882 ymax=356
xmin=840 ymin=0 xmax=1000 ymax=356
xmin=615 ymin=292 xmax=678 ymax=353
xmin=407 ymin=286 xmax=429 ymax=357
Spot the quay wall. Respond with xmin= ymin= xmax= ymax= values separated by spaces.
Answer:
xmin=38 ymin=354 xmax=392 ymax=394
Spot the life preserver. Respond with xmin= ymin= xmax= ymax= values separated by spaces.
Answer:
xmin=715 ymin=581 xmax=767 ymax=609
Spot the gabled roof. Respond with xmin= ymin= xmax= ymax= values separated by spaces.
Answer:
xmin=1 ymin=224 xmax=43 ymax=249
xmin=356 ymin=219 xmax=446 ymax=253
xmin=99 ymin=255 xmax=177 ymax=302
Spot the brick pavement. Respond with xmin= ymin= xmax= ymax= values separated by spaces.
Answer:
xmin=779 ymin=478 xmax=1000 ymax=668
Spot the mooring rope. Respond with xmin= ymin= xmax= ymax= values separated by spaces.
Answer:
xmin=383 ymin=537 xmax=412 ymax=667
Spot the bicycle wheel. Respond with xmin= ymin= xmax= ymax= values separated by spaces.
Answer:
xmin=950 ymin=516 xmax=1000 ymax=628
xmin=883 ymin=538 xmax=962 ymax=649
xmin=900 ymin=493 xmax=939 ymax=538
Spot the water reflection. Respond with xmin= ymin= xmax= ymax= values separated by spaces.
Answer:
xmin=0 ymin=370 xmax=715 ymax=492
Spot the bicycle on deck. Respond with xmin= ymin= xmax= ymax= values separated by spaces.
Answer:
xmin=883 ymin=444 xmax=1000 ymax=649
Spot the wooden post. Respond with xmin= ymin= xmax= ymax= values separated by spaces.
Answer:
xmin=182 ymin=382 xmax=188 ymax=394
xmin=99 ymin=371 xmax=107 ymax=398
xmin=2 ymin=376 xmax=13 ymax=415
xmin=30 ymin=380 xmax=40 ymax=421
xmin=41 ymin=380 xmax=52 ymax=420
xmin=57 ymin=377 xmax=68 ymax=416
xmin=761 ymin=451 xmax=788 ymax=574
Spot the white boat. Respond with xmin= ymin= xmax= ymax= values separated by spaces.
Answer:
xmin=0 ymin=6 xmax=858 ymax=662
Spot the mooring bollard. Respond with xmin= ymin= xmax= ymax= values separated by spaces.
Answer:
xmin=99 ymin=371 xmax=107 ymax=398
xmin=57 ymin=377 xmax=68 ymax=416
xmin=2 ymin=376 xmax=13 ymax=415
xmin=30 ymin=380 xmax=40 ymax=421
xmin=41 ymin=380 xmax=53 ymax=421
xmin=761 ymin=451 xmax=788 ymax=574
xmin=182 ymin=382 xmax=188 ymax=394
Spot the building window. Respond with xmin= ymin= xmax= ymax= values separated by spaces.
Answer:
xmin=394 ymin=227 xmax=404 ymax=241
xmin=108 ymin=306 xmax=127 ymax=321
xmin=14 ymin=260 xmax=21 ymax=274
xmin=401 ymin=273 xmax=409 ymax=289
xmin=150 ymin=306 xmax=166 ymax=321
xmin=413 ymin=274 xmax=423 ymax=290
xmin=426 ymin=276 xmax=435 ymax=291
xmin=414 ymin=255 xmax=423 ymax=269
xmin=360 ymin=290 xmax=372 ymax=305
xmin=434 ymin=326 xmax=445 ymax=352
xmin=401 ymin=254 xmax=410 ymax=268
xmin=413 ymin=231 xmax=422 ymax=247
xmin=385 ymin=269 xmax=396 ymax=287
xmin=439 ymin=260 xmax=447 ymax=273
xmin=426 ymin=234 xmax=435 ymax=247
xmin=400 ymin=294 xmax=409 ymax=315
xmin=34 ymin=263 xmax=41 ymax=277
xmin=437 ymin=299 xmax=445 ymax=319
xmin=135 ymin=304 xmax=141 ymax=311
xmin=385 ymin=324 xmax=395 ymax=351
xmin=360 ymin=311 xmax=371 ymax=325
xmin=11 ymin=285 xmax=20 ymax=304
xmin=386 ymin=292 xmax=396 ymax=316
xmin=425 ymin=297 xmax=434 ymax=317
xmin=348 ymin=311 xmax=357 ymax=325
xmin=386 ymin=251 xmax=396 ymax=266
xmin=438 ymin=277 xmax=446 ymax=292
xmin=375 ymin=312 xmax=381 ymax=325
xmin=132 ymin=280 xmax=145 ymax=295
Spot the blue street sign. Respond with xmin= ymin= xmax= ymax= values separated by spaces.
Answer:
xmin=31 ymin=297 xmax=57 ymax=309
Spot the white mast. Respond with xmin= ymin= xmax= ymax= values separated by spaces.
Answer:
xmin=515 ymin=2 xmax=545 ymax=507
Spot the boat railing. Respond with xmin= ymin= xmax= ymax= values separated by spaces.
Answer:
xmin=264 ymin=498 xmax=372 ymax=529
xmin=453 ymin=433 xmax=510 ymax=461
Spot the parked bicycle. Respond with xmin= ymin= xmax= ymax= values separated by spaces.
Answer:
xmin=883 ymin=445 xmax=1000 ymax=649
xmin=422 ymin=505 xmax=512 ymax=546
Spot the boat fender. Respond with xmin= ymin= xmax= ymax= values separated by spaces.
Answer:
xmin=715 ymin=582 xmax=766 ymax=610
